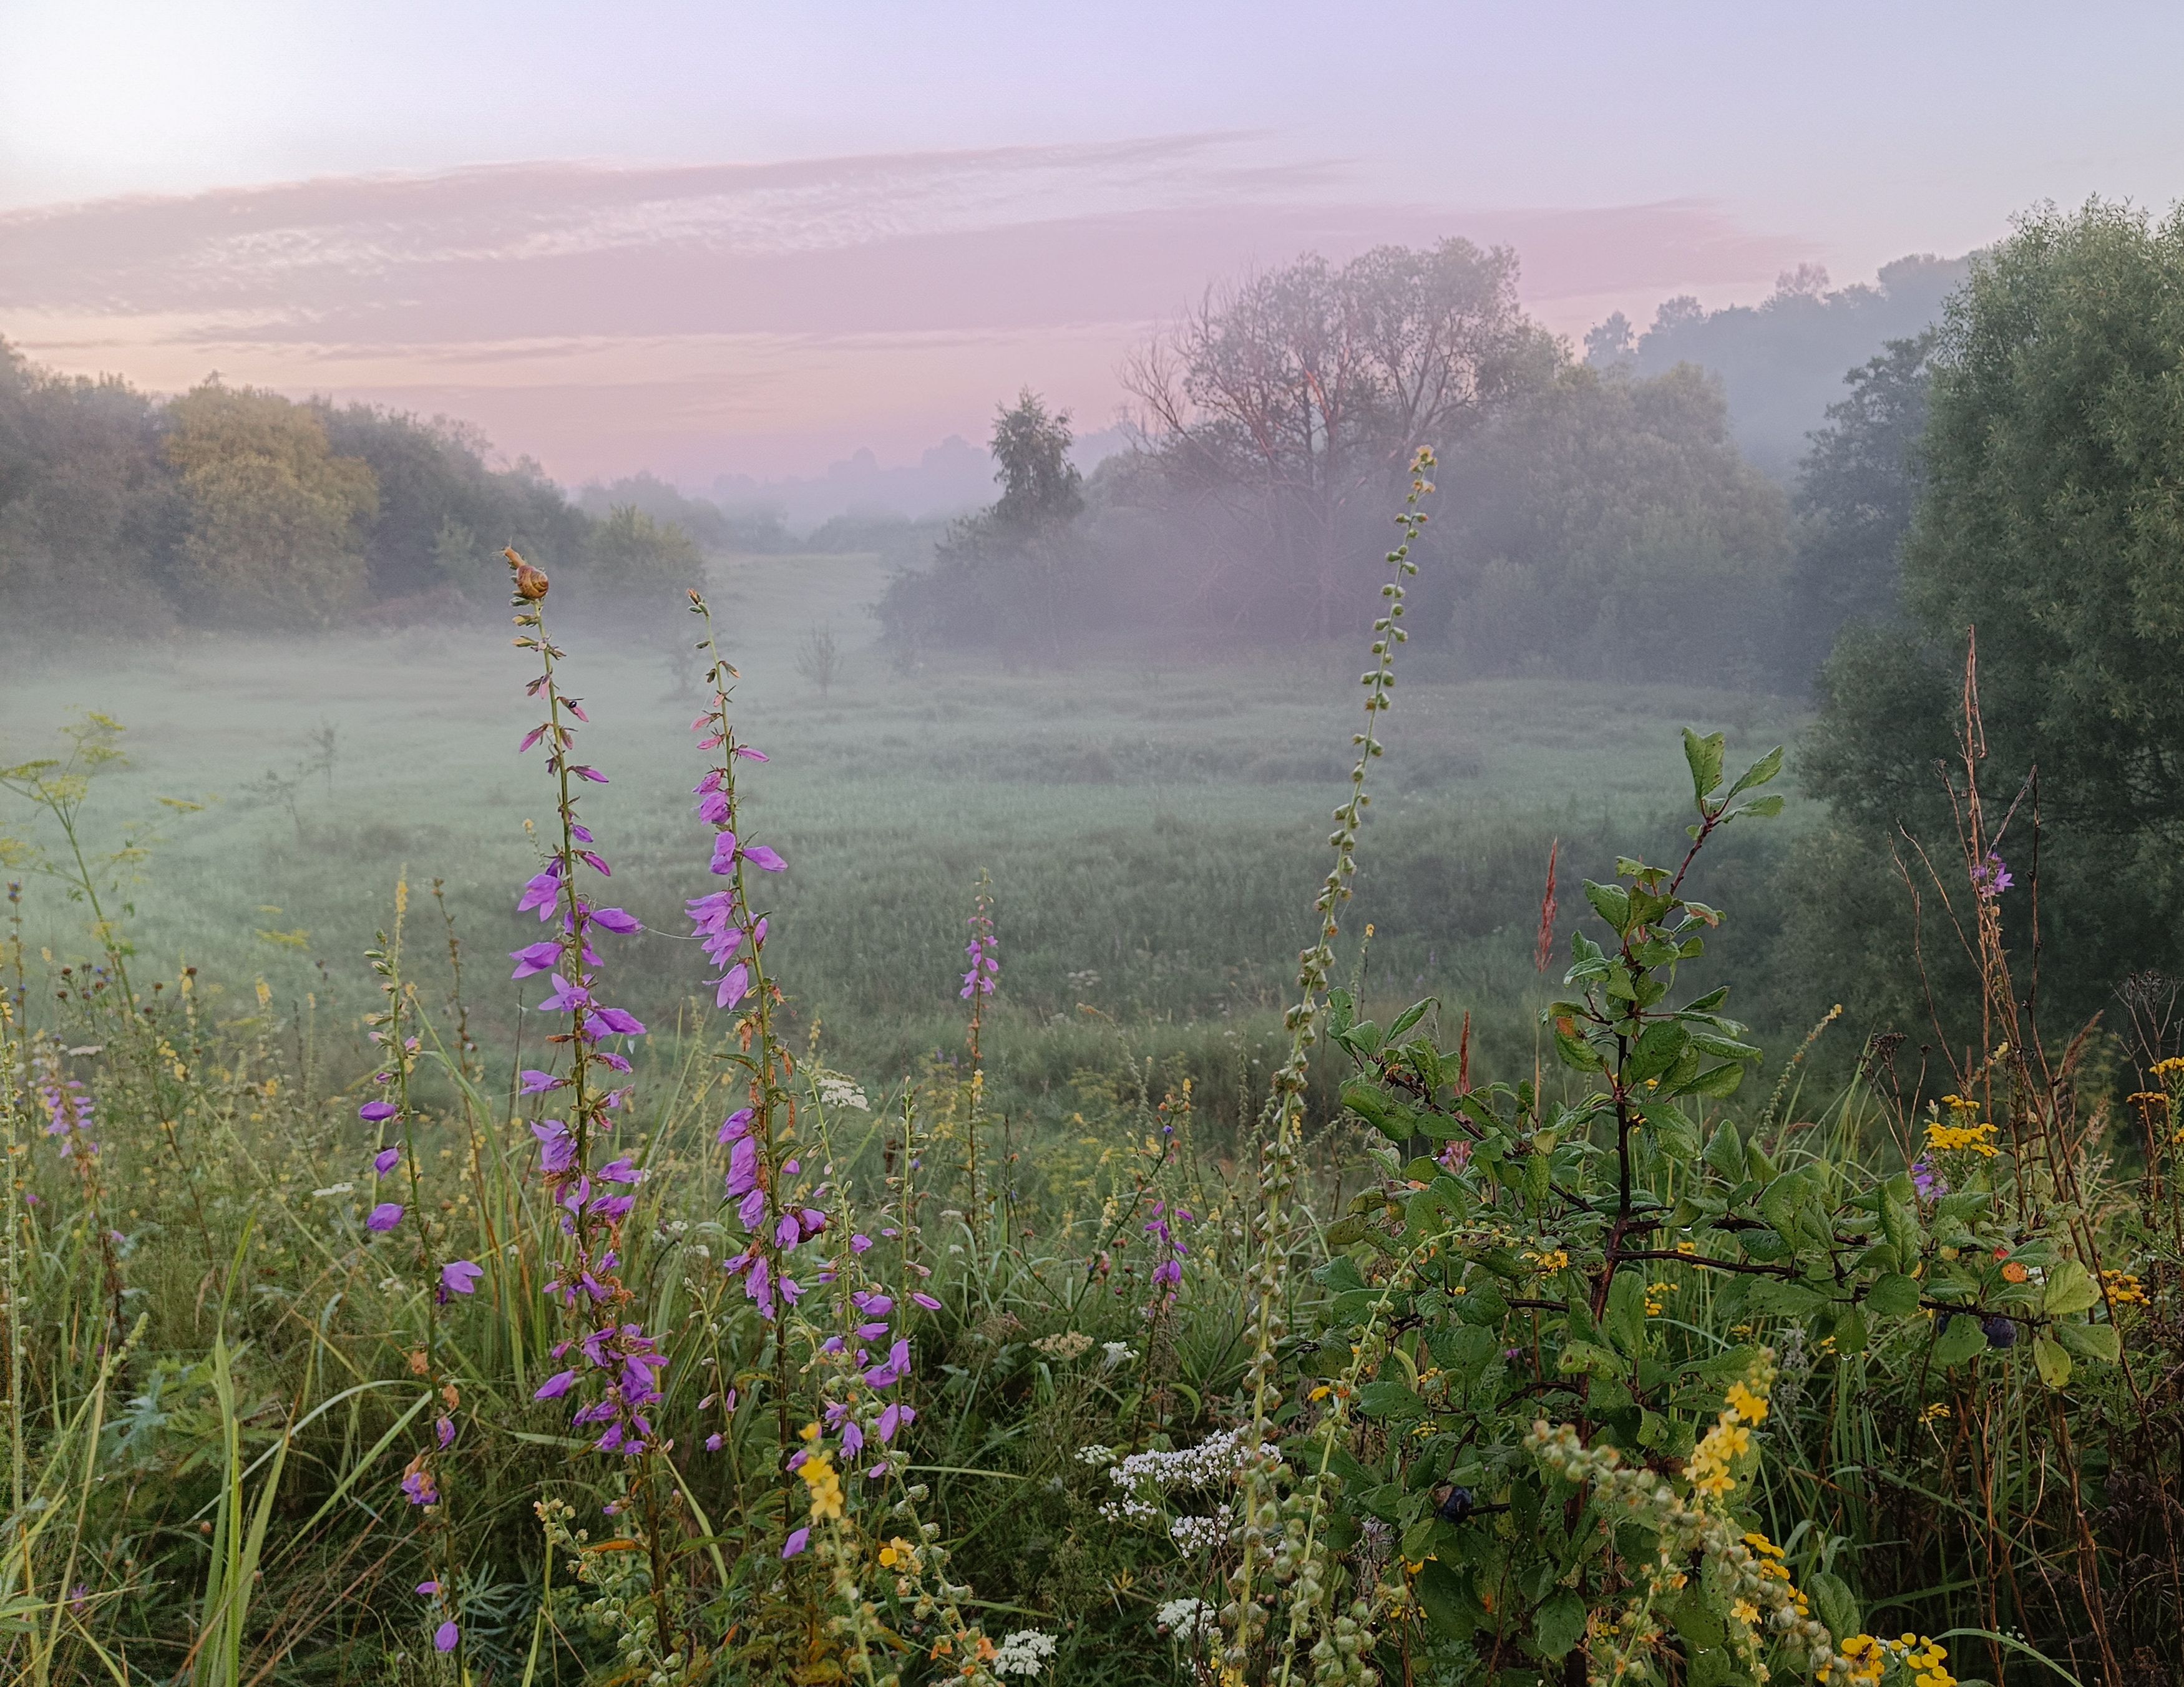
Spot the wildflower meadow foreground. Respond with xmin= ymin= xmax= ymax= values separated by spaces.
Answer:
xmin=2 ymin=459 xmax=2178 ymax=1686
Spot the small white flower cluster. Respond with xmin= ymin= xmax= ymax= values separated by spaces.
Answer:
xmin=1034 ymin=1330 xmax=1094 ymax=1361
xmin=1096 ymin=1427 xmax=1260 ymax=1524
xmin=1168 ymin=1511 xmax=1232 ymax=1553
xmin=1156 ymin=1597 xmax=1218 ymax=1642
xmin=1075 ymin=1444 xmax=1116 ymax=1467
xmin=991 ymin=1628 xmax=1058 ymax=1678
xmin=814 ymin=1073 xmax=869 ymax=1112
xmin=1101 ymin=1340 xmax=1138 ymax=1368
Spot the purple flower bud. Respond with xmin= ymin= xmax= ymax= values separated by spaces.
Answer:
xmin=373 ymin=1148 xmax=401 ymax=1175
xmin=519 ymin=1069 xmax=564 ymax=1094
xmin=367 ymin=1203 xmax=404 ymax=1233
xmin=708 ymin=831 xmax=738 ymax=875
xmin=437 ymin=1416 xmax=456 ymax=1449
xmin=910 ymin=1292 xmax=942 ymax=1312
xmin=744 ymin=843 xmax=786 ymax=873
xmin=705 ymin=1432 xmax=724 ymax=1451
xmin=592 ymin=907 xmax=641 ymax=934
xmin=358 ymin=1101 xmax=397 ymax=1123
xmin=718 ymin=1107 xmax=754 ymax=1144
xmin=592 ymin=1006 xmax=645 ymax=1036
xmin=401 ymin=1469 xmax=438 ymax=1505
xmin=434 ymin=1621 xmax=459 ymax=1653
xmin=715 ymin=963 xmax=751 ymax=1010
xmin=416 ymin=1580 xmax=440 ymax=1595
xmin=578 ymin=850 xmax=612 ymax=877
xmin=782 ymin=1527 xmax=809 ymax=1559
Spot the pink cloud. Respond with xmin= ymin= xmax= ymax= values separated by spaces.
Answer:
xmin=0 ymin=142 xmax=1813 ymax=480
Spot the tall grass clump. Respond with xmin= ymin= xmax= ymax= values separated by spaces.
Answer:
xmin=0 ymin=462 xmax=2177 ymax=1686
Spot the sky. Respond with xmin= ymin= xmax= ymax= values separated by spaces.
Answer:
xmin=6 ymin=1 xmax=2184 ymax=485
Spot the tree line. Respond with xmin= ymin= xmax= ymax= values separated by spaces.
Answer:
xmin=880 ymin=237 xmax=1950 ymax=686
xmin=0 ymin=359 xmax=711 ymax=634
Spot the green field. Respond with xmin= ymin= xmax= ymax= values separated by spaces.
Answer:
xmin=1 ymin=550 xmax=1814 ymax=1107
xmin=2 ymin=551 xmax=1809 ymax=1105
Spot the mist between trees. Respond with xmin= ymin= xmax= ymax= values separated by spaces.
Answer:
xmin=7 ymin=234 xmax=1950 ymax=694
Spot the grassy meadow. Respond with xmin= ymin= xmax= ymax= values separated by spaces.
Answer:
xmin=11 ymin=541 xmax=2171 ymax=1687
xmin=1 ymin=547 xmax=1808 ymax=1117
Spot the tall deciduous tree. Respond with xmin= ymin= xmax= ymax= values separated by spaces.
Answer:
xmin=1798 ymin=200 xmax=2184 ymax=1026
xmin=166 ymin=384 xmax=378 ymax=627
xmin=1124 ymin=240 xmax=1553 ymax=634
xmin=1785 ymin=331 xmax=1935 ymax=681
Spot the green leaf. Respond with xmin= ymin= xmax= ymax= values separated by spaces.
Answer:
xmin=2032 ymin=1335 xmax=2072 ymax=1389
xmin=1357 ymin=1380 xmax=1426 ymax=1419
xmin=1556 ymin=1340 xmax=1626 ymax=1380
xmin=1725 ymin=744 xmax=1785 ymax=799
xmin=1933 ymin=1313 xmax=1989 ymax=1368
xmin=1680 ymin=1061 xmax=1747 ymax=1100
xmin=1682 ymin=727 xmax=1726 ymax=803
xmin=2040 ymin=1260 xmax=2100 ymax=1317
xmin=1732 ymin=793 xmax=1785 ymax=820
xmin=1415 ymin=1560 xmax=1475 ymax=1638
xmin=1703 ymin=1119 xmax=1745 ymax=1182
xmin=1808 ymin=1571 xmax=1860 ymax=1644
xmin=1606 ymin=1271 xmax=1647 ymax=1358
xmin=1832 ymin=1303 xmax=1870 ymax=1354
xmin=2055 ymin=1322 xmax=2120 ymax=1363
xmin=1628 ymin=1021 xmax=1690 ymax=1084
xmin=1533 ymin=1590 xmax=1589 ymax=1660
xmin=1584 ymin=880 xmax=1632 ymax=931
xmin=1386 ymin=998 xmax=1433 ymax=1042
xmin=1866 ymin=1273 xmax=1923 ymax=1319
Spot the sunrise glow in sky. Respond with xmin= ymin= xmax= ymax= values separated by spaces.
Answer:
xmin=7 ymin=1 xmax=2183 ymax=484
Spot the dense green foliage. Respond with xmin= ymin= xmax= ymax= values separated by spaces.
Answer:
xmin=1798 ymin=201 xmax=2184 ymax=1033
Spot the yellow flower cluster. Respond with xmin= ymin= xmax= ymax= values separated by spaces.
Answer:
xmin=1918 ymin=1401 xmax=1951 ymax=1425
xmin=796 ymin=1423 xmax=844 ymax=1523
xmin=1526 ymin=1248 xmax=1571 ymax=1272
xmin=1924 ymin=1116 xmax=1998 ymax=1157
xmin=2152 ymin=1056 xmax=2184 ymax=1080
xmin=1828 ymin=1633 xmax=1955 ymax=1687
xmin=1688 ymin=1383 xmax=1768 ymax=1500
xmin=2102 ymin=1268 xmax=2148 ymax=1307
xmin=1644 ymin=1280 xmax=1675 ymax=1316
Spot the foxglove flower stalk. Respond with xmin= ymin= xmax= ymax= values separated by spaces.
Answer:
xmin=684 ymin=591 xmax=805 ymax=1331
xmin=503 ymin=550 xmax=666 ymax=1475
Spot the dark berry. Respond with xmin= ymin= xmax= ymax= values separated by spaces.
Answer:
xmin=1437 ymin=1485 xmax=1475 ymax=1523
xmin=1981 ymin=1315 xmax=2017 ymax=1349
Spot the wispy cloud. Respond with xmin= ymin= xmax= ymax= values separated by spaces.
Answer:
xmin=1 ymin=137 xmax=1813 ymax=480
